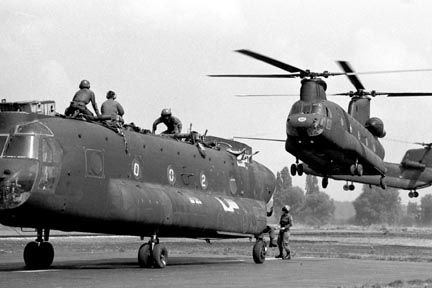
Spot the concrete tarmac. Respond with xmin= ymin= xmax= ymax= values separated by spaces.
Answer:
xmin=1 ymin=254 xmax=432 ymax=288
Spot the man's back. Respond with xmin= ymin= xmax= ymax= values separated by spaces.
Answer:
xmin=101 ymin=99 xmax=124 ymax=116
xmin=72 ymin=88 xmax=95 ymax=104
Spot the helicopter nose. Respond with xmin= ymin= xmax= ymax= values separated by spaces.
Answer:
xmin=0 ymin=159 xmax=38 ymax=209
xmin=287 ymin=114 xmax=325 ymax=137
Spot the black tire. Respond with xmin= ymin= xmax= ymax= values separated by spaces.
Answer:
xmin=357 ymin=164 xmax=363 ymax=176
xmin=24 ymin=241 xmax=40 ymax=269
xmin=349 ymin=184 xmax=355 ymax=191
xmin=252 ymin=240 xmax=266 ymax=264
xmin=290 ymin=164 xmax=297 ymax=176
xmin=414 ymin=191 xmax=419 ymax=198
xmin=322 ymin=177 xmax=328 ymax=189
xmin=152 ymin=244 xmax=168 ymax=268
xmin=39 ymin=242 xmax=54 ymax=268
xmin=138 ymin=243 xmax=153 ymax=268
xmin=297 ymin=163 xmax=304 ymax=176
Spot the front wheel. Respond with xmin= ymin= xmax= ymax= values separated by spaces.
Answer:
xmin=152 ymin=244 xmax=168 ymax=268
xmin=252 ymin=240 xmax=266 ymax=264
xmin=138 ymin=243 xmax=152 ymax=268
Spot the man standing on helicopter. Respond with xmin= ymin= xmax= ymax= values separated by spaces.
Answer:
xmin=65 ymin=80 xmax=100 ymax=119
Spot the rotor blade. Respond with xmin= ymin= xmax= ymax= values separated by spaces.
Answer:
xmin=208 ymin=73 xmax=300 ymax=78
xmin=349 ymin=68 xmax=432 ymax=76
xmin=336 ymin=61 xmax=365 ymax=90
xmin=233 ymin=136 xmax=285 ymax=142
xmin=235 ymin=49 xmax=306 ymax=73
xmin=385 ymin=92 xmax=432 ymax=97
xmin=235 ymin=94 xmax=299 ymax=97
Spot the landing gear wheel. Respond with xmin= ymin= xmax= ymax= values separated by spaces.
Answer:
xmin=152 ymin=244 xmax=168 ymax=268
xmin=343 ymin=184 xmax=349 ymax=191
xmin=290 ymin=164 xmax=297 ymax=176
xmin=138 ymin=243 xmax=152 ymax=268
xmin=414 ymin=191 xmax=419 ymax=198
xmin=39 ymin=242 xmax=54 ymax=268
xmin=252 ymin=240 xmax=266 ymax=264
xmin=24 ymin=241 xmax=39 ymax=269
xmin=350 ymin=164 xmax=357 ymax=176
xmin=349 ymin=184 xmax=355 ymax=191
xmin=322 ymin=177 xmax=329 ymax=189
xmin=380 ymin=177 xmax=387 ymax=190
xmin=297 ymin=163 xmax=304 ymax=176
xmin=408 ymin=191 xmax=413 ymax=198
xmin=356 ymin=164 xmax=363 ymax=176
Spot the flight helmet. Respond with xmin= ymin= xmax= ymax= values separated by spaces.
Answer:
xmin=79 ymin=79 xmax=90 ymax=89
xmin=161 ymin=108 xmax=172 ymax=117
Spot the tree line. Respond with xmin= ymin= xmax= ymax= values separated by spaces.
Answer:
xmin=273 ymin=166 xmax=432 ymax=226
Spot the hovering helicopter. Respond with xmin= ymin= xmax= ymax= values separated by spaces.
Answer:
xmin=303 ymin=142 xmax=432 ymax=198
xmin=210 ymin=49 xmax=432 ymax=190
xmin=0 ymin=99 xmax=276 ymax=269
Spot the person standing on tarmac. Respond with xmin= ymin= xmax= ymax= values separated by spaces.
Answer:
xmin=276 ymin=205 xmax=293 ymax=259
xmin=65 ymin=80 xmax=100 ymax=118
xmin=101 ymin=90 xmax=124 ymax=124
xmin=152 ymin=108 xmax=182 ymax=135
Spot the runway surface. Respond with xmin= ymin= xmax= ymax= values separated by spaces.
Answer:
xmin=1 ymin=253 xmax=432 ymax=288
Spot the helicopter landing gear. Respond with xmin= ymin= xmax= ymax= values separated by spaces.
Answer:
xmin=343 ymin=181 xmax=355 ymax=191
xmin=322 ymin=177 xmax=329 ymax=189
xmin=350 ymin=161 xmax=363 ymax=176
xmin=379 ymin=176 xmax=387 ymax=190
xmin=290 ymin=160 xmax=303 ymax=176
xmin=408 ymin=190 xmax=419 ymax=198
xmin=23 ymin=228 xmax=54 ymax=269
xmin=252 ymin=235 xmax=267 ymax=264
xmin=138 ymin=234 xmax=168 ymax=268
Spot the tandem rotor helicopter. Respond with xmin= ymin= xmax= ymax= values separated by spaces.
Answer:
xmin=0 ymin=98 xmax=276 ymax=269
xmin=210 ymin=49 xmax=432 ymax=192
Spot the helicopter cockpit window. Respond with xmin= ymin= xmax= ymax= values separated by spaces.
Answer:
xmin=289 ymin=102 xmax=303 ymax=114
xmin=311 ymin=103 xmax=324 ymax=114
xmin=3 ymin=135 xmax=39 ymax=159
xmin=15 ymin=121 xmax=53 ymax=136
xmin=0 ymin=135 xmax=8 ymax=156
xmin=41 ymin=138 xmax=62 ymax=163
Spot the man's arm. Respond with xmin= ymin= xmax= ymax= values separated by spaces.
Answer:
xmin=117 ymin=102 xmax=125 ymax=116
xmin=152 ymin=117 xmax=162 ymax=133
xmin=90 ymin=92 xmax=100 ymax=117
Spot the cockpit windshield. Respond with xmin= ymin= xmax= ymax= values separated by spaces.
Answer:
xmin=289 ymin=102 xmax=324 ymax=115
xmin=2 ymin=135 xmax=39 ymax=159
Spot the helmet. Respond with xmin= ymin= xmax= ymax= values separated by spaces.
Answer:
xmin=282 ymin=205 xmax=290 ymax=213
xmin=106 ymin=90 xmax=116 ymax=99
xmin=79 ymin=80 xmax=90 ymax=89
xmin=161 ymin=108 xmax=171 ymax=117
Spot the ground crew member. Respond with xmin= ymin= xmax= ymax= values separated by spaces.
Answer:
xmin=276 ymin=205 xmax=293 ymax=259
xmin=65 ymin=80 xmax=100 ymax=118
xmin=152 ymin=108 xmax=182 ymax=135
xmin=101 ymin=90 xmax=124 ymax=123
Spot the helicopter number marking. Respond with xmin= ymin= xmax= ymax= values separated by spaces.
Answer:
xmin=200 ymin=172 xmax=208 ymax=189
xmin=215 ymin=197 xmax=239 ymax=212
xmin=167 ymin=165 xmax=176 ymax=185
xmin=188 ymin=196 xmax=202 ymax=205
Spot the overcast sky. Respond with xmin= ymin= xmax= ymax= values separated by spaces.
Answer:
xmin=2 ymin=0 xmax=432 ymax=203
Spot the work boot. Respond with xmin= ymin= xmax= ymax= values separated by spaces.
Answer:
xmin=275 ymin=254 xmax=283 ymax=258
xmin=269 ymin=240 xmax=277 ymax=248
xmin=283 ymin=251 xmax=291 ymax=260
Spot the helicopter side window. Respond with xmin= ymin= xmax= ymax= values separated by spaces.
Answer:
xmin=311 ymin=103 xmax=324 ymax=114
xmin=325 ymin=107 xmax=332 ymax=118
xmin=16 ymin=121 xmax=53 ymax=136
xmin=3 ymin=135 xmax=39 ymax=159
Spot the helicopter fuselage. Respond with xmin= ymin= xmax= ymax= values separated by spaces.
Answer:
xmin=0 ymin=112 xmax=276 ymax=239
xmin=286 ymin=98 xmax=386 ymax=176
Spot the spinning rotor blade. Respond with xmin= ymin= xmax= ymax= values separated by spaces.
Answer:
xmin=209 ymin=73 xmax=300 ymax=78
xmin=235 ymin=94 xmax=299 ymax=97
xmin=233 ymin=136 xmax=285 ymax=142
xmin=385 ymin=92 xmax=432 ymax=97
xmin=336 ymin=60 xmax=365 ymax=90
xmin=235 ymin=49 xmax=306 ymax=74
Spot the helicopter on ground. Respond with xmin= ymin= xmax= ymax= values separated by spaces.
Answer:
xmin=210 ymin=49 xmax=432 ymax=190
xmin=303 ymin=142 xmax=432 ymax=198
xmin=0 ymin=99 xmax=276 ymax=269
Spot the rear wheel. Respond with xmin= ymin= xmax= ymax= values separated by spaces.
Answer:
xmin=297 ymin=163 xmax=304 ymax=176
xmin=290 ymin=164 xmax=297 ymax=176
xmin=39 ymin=242 xmax=54 ymax=268
xmin=24 ymin=241 xmax=39 ymax=269
xmin=252 ymin=240 xmax=266 ymax=264
xmin=138 ymin=243 xmax=153 ymax=268
xmin=322 ymin=177 xmax=328 ymax=189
